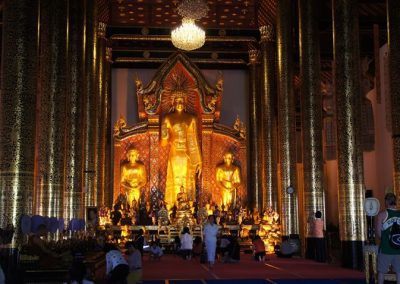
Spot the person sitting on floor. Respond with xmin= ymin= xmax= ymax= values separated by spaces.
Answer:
xmin=173 ymin=235 xmax=181 ymax=254
xmin=192 ymin=236 xmax=203 ymax=259
xmin=218 ymin=235 xmax=231 ymax=260
xmin=180 ymin=227 xmax=193 ymax=260
xmin=126 ymin=241 xmax=142 ymax=284
xmin=252 ymin=235 xmax=266 ymax=261
xmin=149 ymin=241 xmax=163 ymax=260
xmin=223 ymin=236 xmax=240 ymax=263
xmin=276 ymin=236 xmax=295 ymax=258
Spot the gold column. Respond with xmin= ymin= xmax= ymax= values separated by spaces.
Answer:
xmin=248 ymin=49 xmax=262 ymax=210
xmin=0 ymin=0 xmax=39 ymax=236
xmin=64 ymin=0 xmax=85 ymax=220
xmin=333 ymin=0 xmax=366 ymax=269
xmin=149 ymin=116 xmax=160 ymax=200
xmin=83 ymin=0 xmax=98 ymax=207
xmin=387 ymin=0 xmax=400 ymax=198
xmin=298 ymin=0 xmax=325 ymax=237
xmin=259 ymin=25 xmax=278 ymax=212
xmin=96 ymin=22 xmax=107 ymax=206
xmin=104 ymin=47 xmax=113 ymax=207
xmin=277 ymin=0 xmax=299 ymax=236
xmin=35 ymin=0 xmax=68 ymax=218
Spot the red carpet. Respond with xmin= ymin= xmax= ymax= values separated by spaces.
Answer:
xmin=142 ymin=253 xmax=365 ymax=281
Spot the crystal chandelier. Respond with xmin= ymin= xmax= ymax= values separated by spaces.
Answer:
xmin=171 ymin=18 xmax=205 ymax=51
xmin=171 ymin=0 xmax=209 ymax=51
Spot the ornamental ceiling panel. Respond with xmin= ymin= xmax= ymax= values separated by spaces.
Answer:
xmin=111 ymin=0 xmax=257 ymax=28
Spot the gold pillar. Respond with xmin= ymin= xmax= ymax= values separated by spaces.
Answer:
xmin=298 ymin=0 xmax=325 ymax=236
xmin=259 ymin=25 xmax=278 ymax=212
xmin=35 ymin=0 xmax=68 ymax=218
xmin=333 ymin=0 xmax=366 ymax=269
xmin=387 ymin=0 xmax=400 ymax=198
xmin=0 ymin=0 xmax=39 ymax=236
xmin=104 ymin=47 xmax=113 ymax=207
xmin=83 ymin=0 xmax=98 ymax=207
xmin=248 ymin=49 xmax=262 ymax=210
xmin=96 ymin=22 xmax=107 ymax=206
xmin=64 ymin=0 xmax=85 ymax=220
xmin=277 ymin=0 xmax=299 ymax=236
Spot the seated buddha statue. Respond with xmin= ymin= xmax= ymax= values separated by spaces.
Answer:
xmin=161 ymin=91 xmax=202 ymax=207
xmin=215 ymin=151 xmax=242 ymax=208
xmin=176 ymin=186 xmax=190 ymax=210
xmin=120 ymin=148 xmax=147 ymax=206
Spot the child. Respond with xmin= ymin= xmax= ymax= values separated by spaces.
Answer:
xmin=252 ymin=235 xmax=266 ymax=261
xmin=149 ymin=241 xmax=163 ymax=260
xmin=126 ymin=241 xmax=142 ymax=284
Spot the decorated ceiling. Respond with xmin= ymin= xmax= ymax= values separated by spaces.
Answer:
xmin=111 ymin=0 xmax=259 ymax=28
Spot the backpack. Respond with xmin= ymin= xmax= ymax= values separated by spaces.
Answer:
xmin=389 ymin=220 xmax=400 ymax=249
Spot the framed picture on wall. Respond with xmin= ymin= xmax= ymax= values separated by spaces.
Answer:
xmin=86 ymin=207 xmax=98 ymax=229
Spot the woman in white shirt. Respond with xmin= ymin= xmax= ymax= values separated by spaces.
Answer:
xmin=104 ymin=243 xmax=129 ymax=283
xmin=180 ymin=226 xmax=193 ymax=259
xmin=203 ymin=215 xmax=219 ymax=268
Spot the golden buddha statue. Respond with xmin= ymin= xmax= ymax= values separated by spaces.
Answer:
xmin=120 ymin=148 xmax=147 ymax=206
xmin=216 ymin=151 xmax=241 ymax=208
xmin=161 ymin=92 xmax=202 ymax=206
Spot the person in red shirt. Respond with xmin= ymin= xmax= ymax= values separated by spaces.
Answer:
xmin=312 ymin=211 xmax=326 ymax=262
xmin=252 ymin=235 xmax=266 ymax=261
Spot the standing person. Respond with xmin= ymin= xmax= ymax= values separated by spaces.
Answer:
xmin=312 ymin=211 xmax=326 ymax=262
xmin=306 ymin=212 xmax=316 ymax=259
xmin=375 ymin=193 xmax=400 ymax=284
xmin=125 ymin=242 xmax=142 ymax=284
xmin=104 ymin=243 xmax=129 ymax=284
xmin=133 ymin=229 xmax=145 ymax=257
xmin=203 ymin=215 xmax=219 ymax=268
xmin=180 ymin=227 xmax=193 ymax=259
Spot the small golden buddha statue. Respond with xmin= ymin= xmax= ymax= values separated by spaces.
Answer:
xmin=176 ymin=186 xmax=190 ymax=210
xmin=120 ymin=148 xmax=147 ymax=206
xmin=161 ymin=91 xmax=202 ymax=206
xmin=216 ymin=151 xmax=241 ymax=208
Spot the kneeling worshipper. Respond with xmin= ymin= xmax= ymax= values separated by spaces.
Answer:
xmin=149 ymin=241 xmax=163 ymax=260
